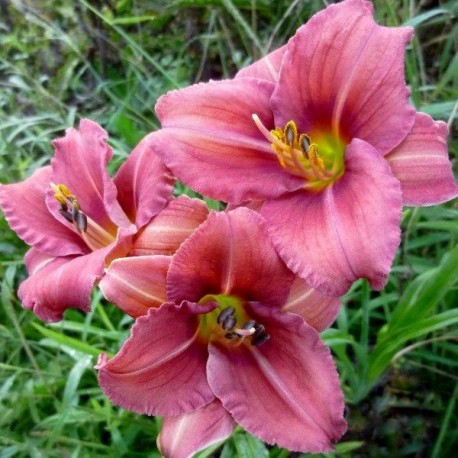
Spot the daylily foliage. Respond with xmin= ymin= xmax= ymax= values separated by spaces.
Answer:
xmin=149 ymin=0 xmax=457 ymax=296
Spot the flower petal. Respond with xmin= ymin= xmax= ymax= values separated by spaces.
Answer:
xmin=18 ymin=247 xmax=110 ymax=322
xmin=207 ymin=304 xmax=346 ymax=453
xmin=151 ymin=78 xmax=303 ymax=204
xmin=23 ymin=248 xmax=55 ymax=275
xmin=0 ymin=166 xmax=87 ymax=256
xmin=167 ymin=208 xmax=294 ymax=307
xmin=236 ymin=45 xmax=286 ymax=83
xmin=158 ymin=400 xmax=235 ymax=458
xmin=262 ymin=139 xmax=402 ymax=295
xmin=386 ymin=112 xmax=458 ymax=206
xmin=113 ymin=134 xmax=174 ymax=228
xmin=97 ymin=301 xmax=215 ymax=416
xmin=50 ymin=119 xmax=130 ymax=231
xmin=282 ymin=277 xmax=341 ymax=332
xmin=129 ymin=196 xmax=209 ymax=256
xmin=99 ymin=255 xmax=170 ymax=318
xmin=272 ymin=0 xmax=415 ymax=154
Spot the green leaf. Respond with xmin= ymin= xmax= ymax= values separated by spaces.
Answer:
xmin=379 ymin=243 xmax=458 ymax=338
xmin=32 ymin=323 xmax=104 ymax=358
xmin=110 ymin=15 xmax=157 ymax=25
xmin=403 ymin=8 xmax=448 ymax=27
xmin=221 ymin=432 xmax=268 ymax=458
xmin=368 ymin=310 xmax=458 ymax=381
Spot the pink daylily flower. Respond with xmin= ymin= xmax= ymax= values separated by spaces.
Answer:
xmin=0 ymin=119 xmax=175 ymax=322
xmin=96 ymin=208 xmax=346 ymax=453
xmin=148 ymin=0 xmax=457 ymax=295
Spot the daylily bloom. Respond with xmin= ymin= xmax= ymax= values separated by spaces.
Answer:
xmin=148 ymin=0 xmax=457 ymax=295
xmin=0 ymin=119 xmax=176 ymax=322
xmin=96 ymin=208 xmax=346 ymax=454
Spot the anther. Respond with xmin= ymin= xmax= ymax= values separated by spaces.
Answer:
xmin=72 ymin=205 xmax=79 ymax=222
xmin=75 ymin=212 xmax=88 ymax=233
xmin=57 ymin=184 xmax=72 ymax=198
xmin=250 ymin=323 xmax=270 ymax=346
xmin=251 ymin=333 xmax=271 ymax=346
xmin=54 ymin=193 xmax=67 ymax=206
xmin=300 ymin=134 xmax=311 ymax=156
xmin=224 ymin=332 xmax=238 ymax=340
xmin=241 ymin=320 xmax=256 ymax=331
xmin=59 ymin=208 xmax=74 ymax=224
xmin=222 ymin=315 xmax=237 ymax=330
xmin=217 ymin=307 xmax=235 ymax=324
xmin=285 ymin=121 xmax=297 ymax=147
xmin=252 ymin=323 xmax=266 ymax=337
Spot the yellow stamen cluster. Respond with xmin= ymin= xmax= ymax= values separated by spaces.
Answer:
xmin=51 ymin=182 xmax=115 ymax=251
xmin=252 ymin=115 xmax=345 ymax=190
xmin=270 ymin=121 xmax=331 ymax=181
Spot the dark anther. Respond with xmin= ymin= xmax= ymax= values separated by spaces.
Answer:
xmin=241 ymin=320 xmax=256 ymax=330
xmin=251 ymin=333 xmax=271 ymax=346
xmin=250 ymin=323 xmax=270 ymax=346
xmin=75 ymin=212 xmax=88 ymax=233
xmin=224 ymin=332 xmax=238 ymax=340
xmin=285 ymin=124 xmax=295 ymax=146
xmin=59 ymin=209 xmax=74 ymax=224
xmin=72 ymin=205 xmax=79 ymax=221
xmin=217 ymin=306 xmax=235 ymax=324
xmin=222 ymin=315 xmax=237 ymax=330
xmin=252 ymin=324 xmax=266 ymax=338
xmin=300 ymin=135 xmax=310 ymax=155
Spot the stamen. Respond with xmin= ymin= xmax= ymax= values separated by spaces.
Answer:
xmin=75 ymin=211 xmax=88 ymax=233
xmin=241 ymin=320 xmax=256 ymax=330
xmin=224 ymin=332 xmax=238 ymax=340
xmin=299 ymin=134 xmax=311 ymax=156
xmin=252 ymin=333 xmax=271 ymax=346
xmin=51 ymin=182 xmax=116 ymax=250
xmin=217 ymin=307 xmax=235 ymax=324
xmin=252 ymin=115 xmax=342 ymax=186
xmin=222 ymin=315 xmax=237 ymax=330
xmin=54 ymin=193 xmax=67 ymax=206
xmin=71 ymin=205 xmax=80 ymax=222
xmin=59 ymin=208 xmax=74 ymax=224
xmin=284 ymin=121 xmax=297 ymax=147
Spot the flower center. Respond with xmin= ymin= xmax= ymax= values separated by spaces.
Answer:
xmin=198 ymin=294 xmax=270 ymax=347
xmin=253 ymin=114 xmax=346 ymax=190
xmin=51 ymin=183 xmax=116 ymax=251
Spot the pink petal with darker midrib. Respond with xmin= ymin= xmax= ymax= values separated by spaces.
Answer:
xmin=207 ymin=304 xmax=346 ymax=453
xmin=0 ymin=166 xmax=87 ymax=257
xmin=50 ymin=119 xmax=131 ymax=232
xmin=99 ymin=255 xmax=170 ymax=318
xmin=151 ymin=78 xmax=303 ymax=204
xmin=282 ymin=277 xmax=341 ymax=332
xmin=236 ymin=45 xmax=287 ymax=83
xmin=158 ymin=399 xmax=236 ymax=458
xmin=272 ymin=0 xmax=415 ymax=155
xmin=130 ymin=195 xmax=209 ymax=256
xmin=113 ymin=134 xmax=174 ymax=228
xmin=167 ymin=208 xmax=294 ymax=307
xmin=18 ymin=247 xmax=110 ymax=322
xmin=386 ymin=112 xmax=458 ymax=206
xmin=97 ymin=302 xmax=215 ymax=416
xmin=263 ymin=139 xmax=402 ymax=295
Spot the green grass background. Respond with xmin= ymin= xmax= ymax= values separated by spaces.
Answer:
xmin=0 ymin=0 xmax=457 ymax=456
